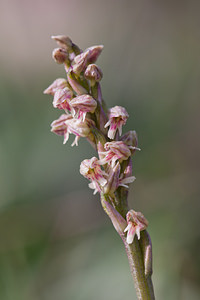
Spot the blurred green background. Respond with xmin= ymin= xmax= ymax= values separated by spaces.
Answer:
xmin=0 ymin=0 xmax=200 ymax=299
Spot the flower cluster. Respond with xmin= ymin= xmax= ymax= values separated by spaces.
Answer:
xmin=44 ymin=36 xmax=148 ymax=244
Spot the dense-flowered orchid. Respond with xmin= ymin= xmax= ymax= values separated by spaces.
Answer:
xmin=44 ymin=36 xmax=154 ymax=299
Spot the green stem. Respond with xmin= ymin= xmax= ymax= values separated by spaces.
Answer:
xmin=101 ymin=195 xmax=155 ymax=300
xmin=122 ymin=234 xmax=155 ymax=300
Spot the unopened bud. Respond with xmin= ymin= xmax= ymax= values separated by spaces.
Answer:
xmin=73 ymin=51 xmax=90 ymax=75
xmin=86 ymin=45 xmax=104 ymax=63
xmin=51 ymin=35 xmax=73 ymax=50
xmin=84 ymin=64 xmax=103 ymax=86
xmin=52 ymin=48 xmax=69 ymax=64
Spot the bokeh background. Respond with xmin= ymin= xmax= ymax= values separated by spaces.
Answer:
xmin=0 ymin=0 xmax=200 ymax=299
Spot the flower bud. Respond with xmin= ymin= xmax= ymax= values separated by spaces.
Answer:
xmin=43 ymin=78 xmax=68 ymax=95
xmin=73 ymin=51 xmax=90 ymax=75
xmin=84 ymin=64 xmax=103 ymax=86
xmin=86 ymin=45 xmax=104 ymax=63
xmin=52 ymin=48 xmax=69 ymax=64
xmin=51 ymin=35 xmax=73 ymax=50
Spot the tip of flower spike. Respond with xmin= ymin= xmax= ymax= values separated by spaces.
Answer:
xmin=51 ymin=35 xmax=72 ymax=49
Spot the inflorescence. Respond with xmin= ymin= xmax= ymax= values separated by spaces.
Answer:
xmin=44 ymin=35 xmax=148 ymax=244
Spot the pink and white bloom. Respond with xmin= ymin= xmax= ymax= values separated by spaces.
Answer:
xmin=98 ymin=141 xmax=133 ymax=168
xmin=43 ymin=78 xmax=68 ymax=95
xmin=65 ymin=118 xmax=92 ymax=146
xmin=51 ymin=114 xmax=72 ymax=144
xmin=53 ymin=87 xmax=73 ymax=111
xmin=124 ymin=210 xmax=148 ymax=244
xmin=70 ymin=94 xmax=97 ymax=121
xmin=80 ymin=157 xmax=107 ymax=194
xmin=104 ymin=106 xmax=129 ymax=139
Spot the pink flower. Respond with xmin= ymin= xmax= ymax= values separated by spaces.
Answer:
xmin=70 ymin=94 xmax=97 ymax=121
xmin=51 ymin=114 xmax=93 ymax=146
xmin=124 ymin=210 xmax=148 ymax=244
xmin=43 ymin=78 xmax=68 ymax=95
xmin=53 ymin=87 xmax=73 ymax=111
xmin=98 ymin=141 xmax=133 ymax=168
xmin=104 ymin=106 xmax=129 ymax=139
xmin=80 ymin=157 xmax=107 ymax=194
xmin=65 ymin=118 xmax=93 ymax=146
xmin=51 ymin=114 xmax=72 ymax=144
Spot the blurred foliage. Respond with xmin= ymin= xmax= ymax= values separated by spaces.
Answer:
xmin=0 ymin=0 xmax=200 ymax=299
